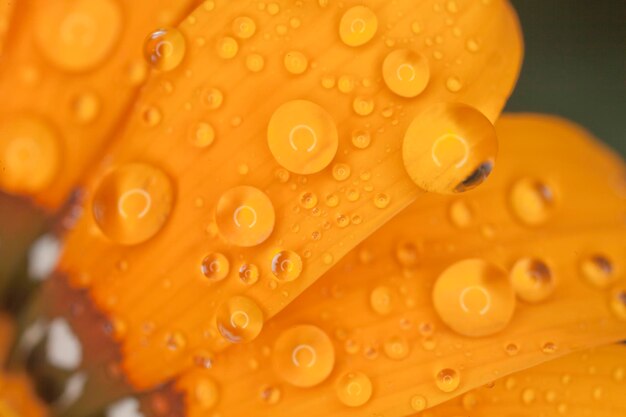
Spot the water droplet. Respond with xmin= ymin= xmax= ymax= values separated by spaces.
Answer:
xmin=272 ymin=325 xmax=335 ymax=387
xmin=0 ymin=115 xmax=60 ymax=194
xmin=352 ymin=96 xmax=375 ymax=116
xmin=201 ymin=253 xmax=229 ymax=281
xmin=144 ymin=27 xmax=186 ymax=71
xmin=337 ymin=75 xmax=355 ymax=93
xmin=373 ymin=193 xmax=390 ymax=209
xmin=383 ymin=49 xmax=430 ymax=98
xmin=299 ymin=191 xmax=318 ymax=209
xmin=370 ymin=286 xmax=393 ymax=315
xmin=284 ymin=51 xmax=308 ymax=74
xmin=432 ymin=259 xmax=516 ymax=337
xmin=505 ymin=342 xmax=520 ymax=356
xmin=383 ymin=336 xmax=410 ymax=360
xmin=259 ymin=384 xmax=281 ymax=404
xmin=246 ymin=53 xmax=265 ymax=72
xmin=92 ymin=163 xmax=173 ymax=245
xmin=580 ymin=254 xmax=615 ymax=289
xmin=339 ymin=6 xmax=378 ymax=47
xmin=509 ymin=178 xmax=554 ymax=225
xmin=402 ymin=103 xmax=497 ymax=194
xmin=271 ymin=250 xmax=303 ymax=282
xmin=449 ymin=199 xmax=473 ymax=228
xmin=541 ymin=341 xmax=558 ymax=354
xmin=510 ymin=258 xmax=555 ymax=303
xmin=466 ymin=37 xmax=480 ymax=52
xmin=72 ymin=92 xmax=100 ymax=124
xmin=216 ymin=296 xmax=263 ymax=343
xmin=238 ymin=263 xmax=259 ymax=285
xmin=332 ymin=163 xmax=351 ymax=181
xmin=521 ymin=388 xmax=536 ymax=404
xmin=232 ymin=16 xmax=256 ymax=39
xmin=410 ymin=395 xmax=427 ymax=411
xmin=268 ymin=100 xmax=338 ymax=174
xmin=34 ymin=0 xmax=122 ymax=71
xmin=351 ymin=129 xmax=372 ymax=149
xmin=203 ymin=87 xmax=224 ymax=109
xmin=142 ymin=106 xmax=162 ymax=127
xmin=446 ymin=76 xmax=463 ymax=92
xmin=609 ymin=285 xmax=626 ymax=321
xmin=188 ymin=122 xmax=215 ymax=148
xmin=395 ymin=241 xmax=419 ymax=267
xmin=215 ymin=186 xmax=275 ymax=247
xmin=435 ymin=368 xmax=460 ymax=393
xmin=335 ymin=371 xmax=373 ymax=407
xmin=217 ymin=36 xmax=239 ymax=59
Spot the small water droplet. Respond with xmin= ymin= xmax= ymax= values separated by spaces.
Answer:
xmin=335 ymin=371 xmax=373 ymax=407
xmin=201 ymin=253 xmax=229 ymax=281
xmin=271 ymin=250 xmax=303 ymax=282
xmin=217 ymin=36 xmax=239 ymax=59
xmin=284 ymin=50 xmax=308 ymax=74
xmin=188 ymin=122 xmax=215 ymax=148
xmin=352 ymin=96 xmax=375 ymax=116
xmin=203 ymin=87 xmax=224 ymax=109
xmin=609 ymin=285 xmax=626 ymax=321
xmin=410 ymin=395 xmax=427 ymax=411
xmin=339 ymin=6 xmax=378 ymax=47
xmin=351 ymin=129 xmax=372 ymax=149
xmin=580 ymin=254 xmax=615 ymax=289
xmin=510 ymin=258 xmax=555 ymax=303
xmin=383 ymin=49 xmax=430 ymax=98
xmin=144 ymin=27 xmax=186 ymax=71
xmin=449 ymin=199 xmax=473 ymax=228
xmin=435 ymin=368 xmax=460 ymax=393
xmin=383 ymin=336 xmax=410 ymax=360
xmin=299 ymin=192 xmax=318 ymax=209
xmin=232 ymin=16 xmax=256 ymax=39
xmin=509 ymin=178 xmax=554 ymax=225
xmin=373 ymin=193 xmax=390 ymax=209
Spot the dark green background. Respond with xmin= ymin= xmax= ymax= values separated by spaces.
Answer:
xmin=506 ymin=0 xmax=625 ymax=156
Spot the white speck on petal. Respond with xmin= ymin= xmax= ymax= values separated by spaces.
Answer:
xmin=106 ymin=397 xmax=145 ymax=417
xmin=46 ymin=318 xmax=82 ymax=370
xmin=28 ymin=233 xmax=62 ymax=281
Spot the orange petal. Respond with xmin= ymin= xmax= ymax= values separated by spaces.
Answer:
xmin=0 ymin=0 xmax=14 ymax=56
xmin=0 ymin=0 xmax=198 ymax=208
xmin=422 ymin=344 xmax=626 ymax=416
xmin=151 ymin=114 xmax=626 ymax=417
xmin=52 ymin=0 xmax=523 ymax=389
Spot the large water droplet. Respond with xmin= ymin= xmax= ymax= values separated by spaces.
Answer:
xmin=215 ymin=186 xmax=275 ymax=247
xmin=335 ymin=371 xmax=373 ymax=407
xmin=510 ymin=258 xmax=555 ymax=303
xmin=339 ymin=6 xmax=378 ymax=47
xmin=216 ymin=296 xmax=263 ymax=343
xmin=144 ymin=27 xmax=186 ymax=71
xmin=0 ymin=115 xmax=60 ymax=194
xmin=92 ymin=163 xmax=174 ymax=245
xmin=402 ymin=103 xmax=497 ymax=194
xmin=383 ymin=49 xmax=430 ymax=98
xmin=432 ymin=259 xmax=516 ymax=337
xmin=268 ymin=100 xmax=338 ymax=174
xmin=272 ymin=325 xmax=335 ymax=387
xmin=34 ymin=0 xmax=122 ymax=72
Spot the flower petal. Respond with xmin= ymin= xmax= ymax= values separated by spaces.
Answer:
xmin=150 ymin=114 xmax=626 ymax=416
xmin=51 ymin=0 xmax=523 ymax=389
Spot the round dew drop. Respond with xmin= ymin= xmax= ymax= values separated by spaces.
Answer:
xmin=232 ymin=16 xmax=256 ymax=39
xmin=339 ymin=6 xmax=378 ymax=47
xmin=92 ymin=163 xmax=174 ymax=245
xmin=580 ymin=254 xmax=615 ymax=289
xmin=215 ymin=186 xmax=275 ymax=247
xmin=609 ymin=285 xmax=626 ymax=321
xmin=435 ymin=368 xmax=460 ymax=393
xmin=510 ymin=258 xmax=555 ymax=303
xmin=144 ymin=27 xmax=186 ymax=71
xmin=272 ymin=325 xmax=335 ymax=387
xmin=432 ymin=259 xmax=516 ymax=337
xmin=33 ymin=0 xmax=122 ymax=72
xmin=271 ymin=250 xmax=303 ymax=282
xmin=284 ymin=51 xmax=308 ymax=74
xmin=383 ymin=49 xmax=430 ymax=98
xmin=217 ymin=36 xmax=239 ymax=59
xmin=268 ymin=100 xmax=338 ymax=175
xmin=509 ymin=178 xmax=554 ymax=225
xmin=335 ymin=371 xmax=373 ymax=407
xmin=0 ymin=115 xmax=61 ymax=195
xmin=201 ymin=253 xmax=229 ymax=281
xmin=238 ymin=263 xmax=259 ymax=285
xmin=402 ymin=103 xmax=498 ymax=194
xmin=216 ymin=296 xmax=263 ymax=343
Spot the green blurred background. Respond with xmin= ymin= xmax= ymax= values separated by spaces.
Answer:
xmin=506 ymin=0 xmax=625 ymax=156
